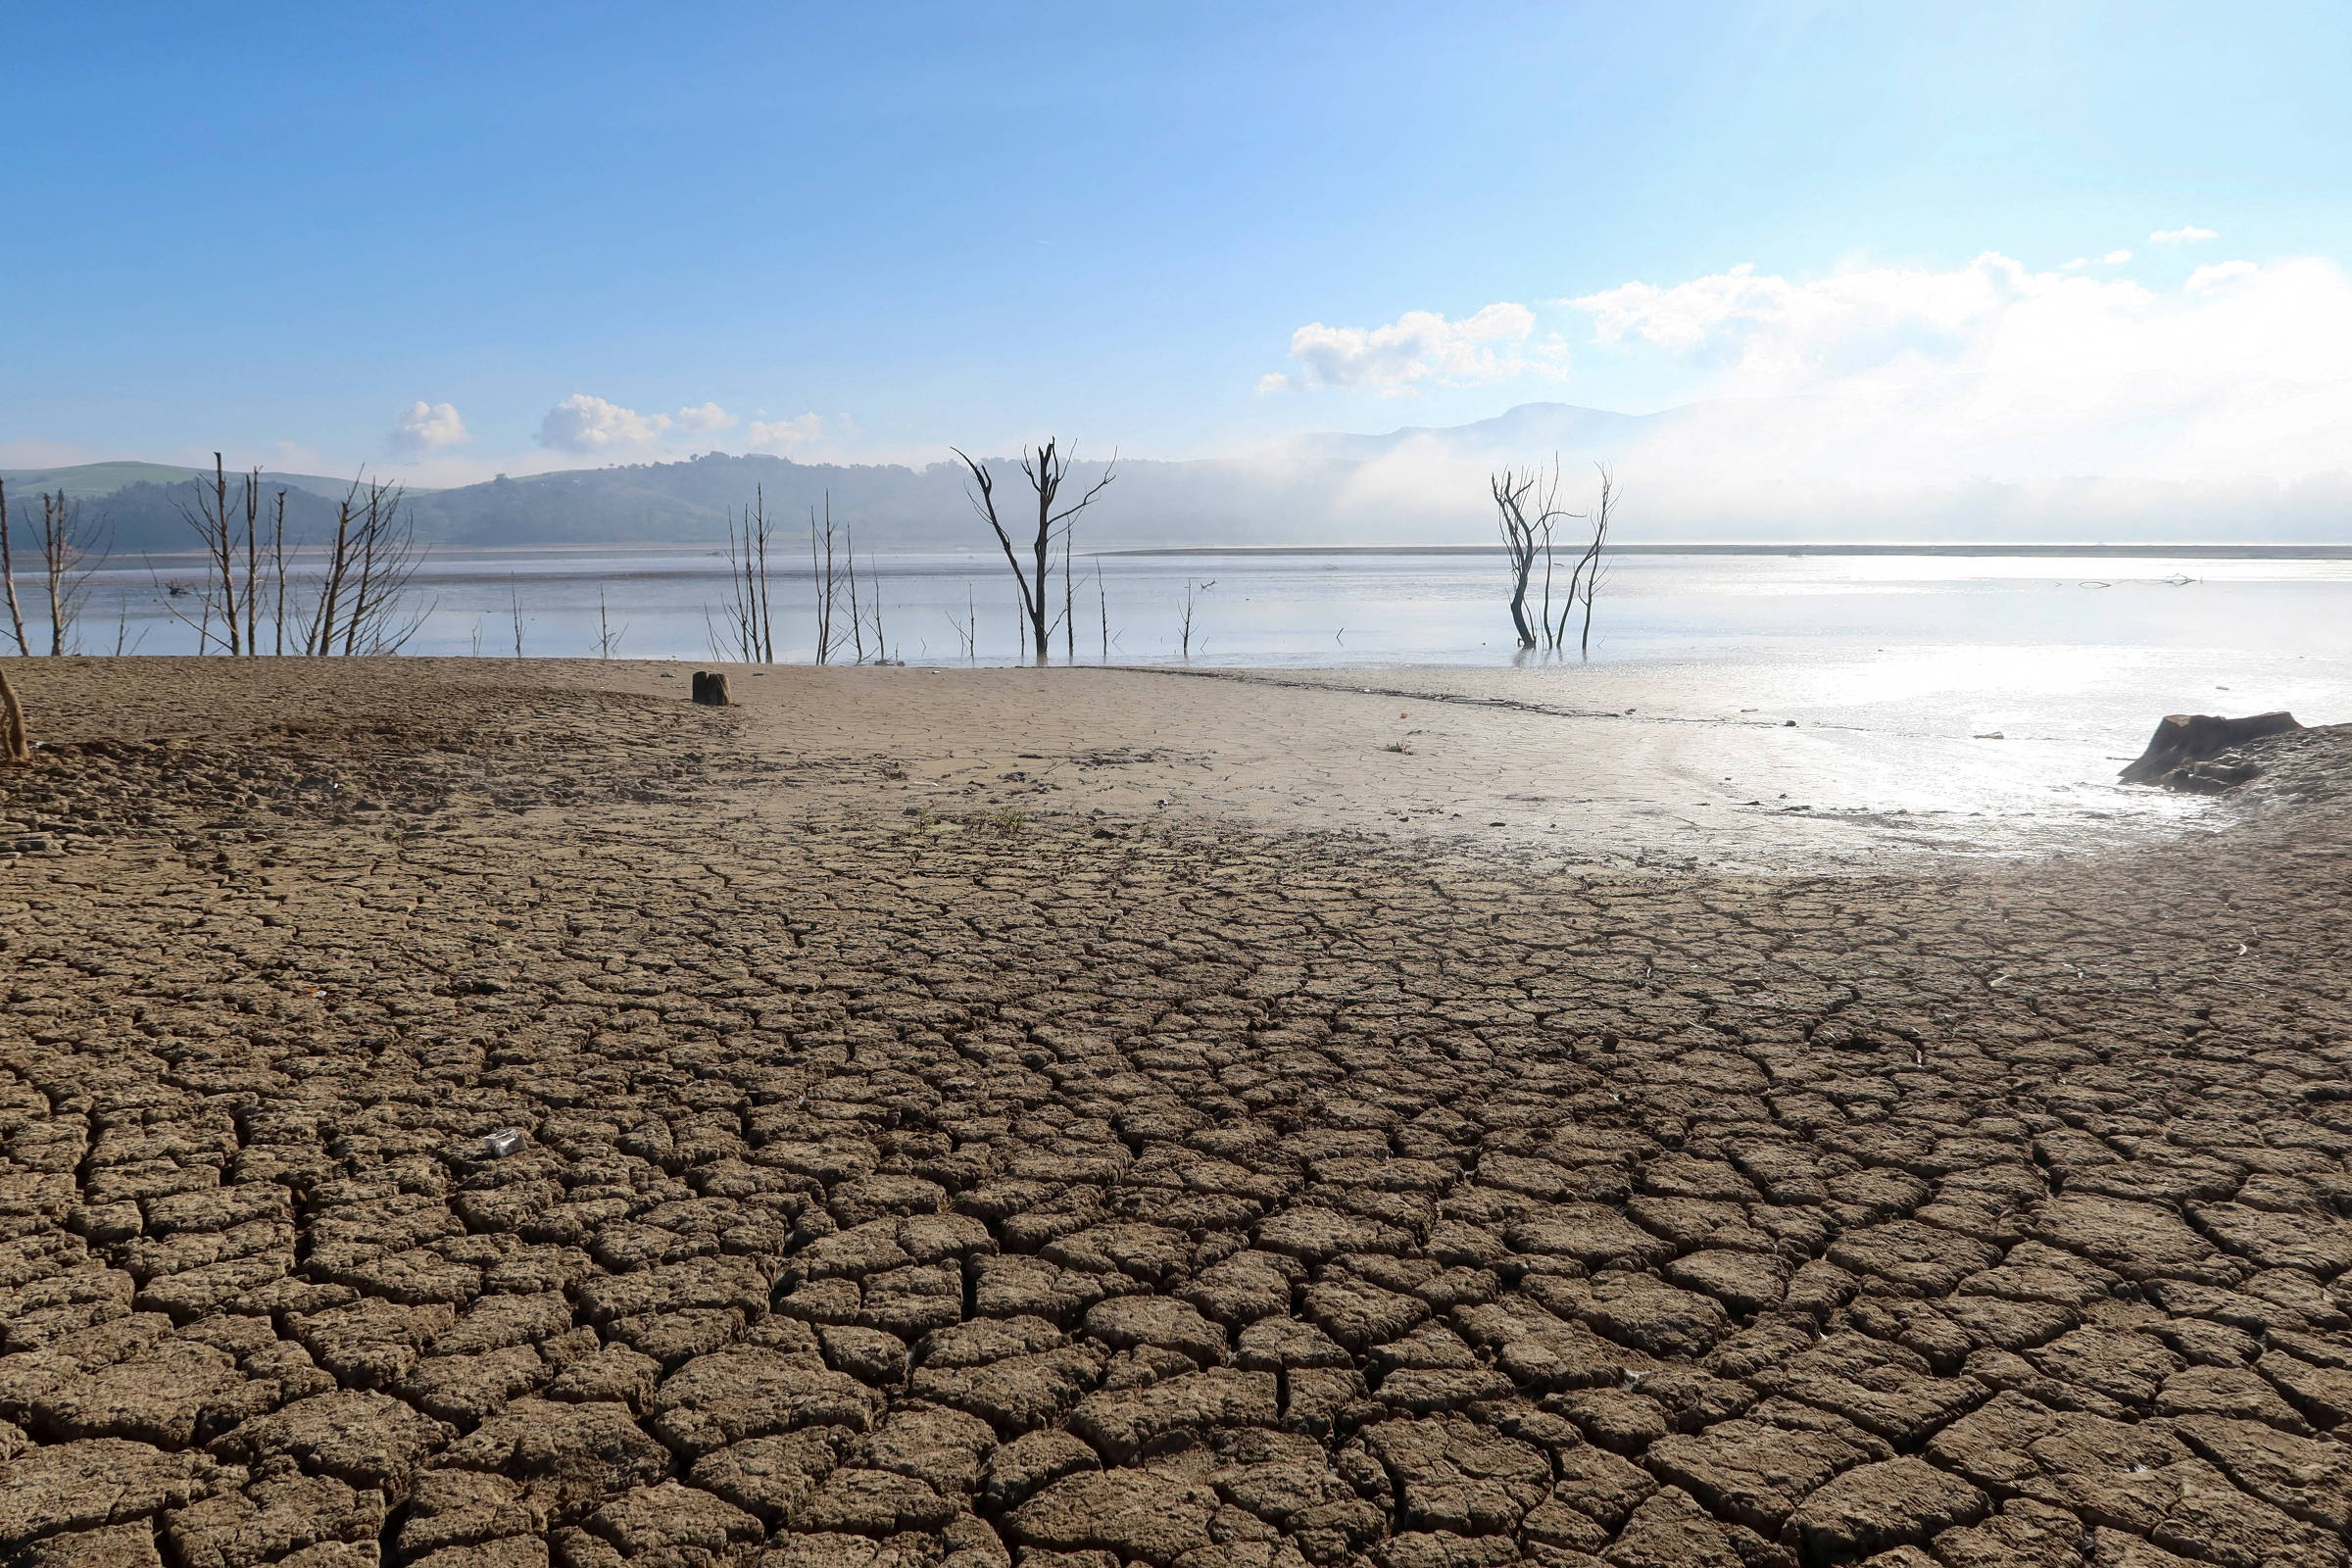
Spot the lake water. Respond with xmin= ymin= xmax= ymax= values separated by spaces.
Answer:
xmin=24 ymin=546 xmax=2348 ymax=843
xmin=51 ymin=548 xmax=2352 ymax=672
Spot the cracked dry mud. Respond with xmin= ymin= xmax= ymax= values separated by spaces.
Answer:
xmin=2 ymin=660 xmax=2350 ymax=1568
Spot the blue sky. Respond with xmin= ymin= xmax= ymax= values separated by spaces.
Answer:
xmin=6 ymin=0 xmax=2349 ymax=488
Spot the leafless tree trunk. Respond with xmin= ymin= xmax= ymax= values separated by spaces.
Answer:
xmin=36 ymin=491 xmax=104 ymax=657
xmin=597 ymin=588 xmax=627 ymax=660
xmin=845 ymin=520 xmax=865 ymax=663
xmin=270 ymin=490 xmax=288 ymax=656
xmin=241 ymin=470 xmax=261 ymax=657
xmin=0 ymin=479 xmax=28 ymax=658
xmin=0 ymin=665 xmax=28 ymax=764
xmin=171 ymin=455 xmax=244 ymax=653
xmin=1490 ymin=462 xmax=1559 ymax=651
xmin=808 ymin=495 xmax=844 ymax=664
xmin=953 ymin=439 xmax=1116 ymax=665
xmin=1179 ymin=578 xmax=1211 ymax=659
xmin=1569 ymin=466 xmax=1614 ymax=659
xmin=299 ymin=475 xmax=429 ymax=656
xmin=711 ymin=491 xmax=775 ymax=663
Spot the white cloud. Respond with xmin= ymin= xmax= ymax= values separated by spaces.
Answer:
xmin=674 ymin=401 xmax=737 ymax=433
xmin=389 ymin=400 xmax=469 ymax=455
xmin=744 ymin=413 xmax=826 ymax=455
xmin=2186 ymin=259 xmax=2260 ymax=293
xmin=2102 ymin=249 xmax=2132 ymax=265
xmin=1565 ymin=251 xmax=2352 ymax=490
xmin=535 ymin=394 xmax=672 ymax=452
xmin=1264 ymin=302 xmax=1557 ymax=396
xmin=2151 ymin=224 xmax=2221 ymax=245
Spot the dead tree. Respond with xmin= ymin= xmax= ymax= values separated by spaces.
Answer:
xmin=0 ymin=666 xmax=28 ymax=764
xmin=808 ymin=495 xmax=843 ymax=664
xmin=1179 ymin=578 xmax=1212 ymax=659
xmin=172 ymin=455 xmax=250 ymax=653
xmin=302 ymin=475 xmax=429 ymax=656
xmin=1490 ymin=463 xmax=1559 ymax=650
xmin=0 ymin=478 xmax=28 ymax=657
xmin=1494 ymin=459 xmax=1616 ymax=658
xmin=710 ymin=489 xmax=776 ymax=663
xmin=1570 ymin=466 xmax=1613 ymax=658
xmin=953 ymin=439 xmax=1116 ymax=665
xmin=1542 ymin=465 xmax=1613 ymax=658
xmin=35 ymin=490 xmax=104 ymax=656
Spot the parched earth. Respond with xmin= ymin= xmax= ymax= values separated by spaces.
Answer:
xmin=2 ymin=661 xmax=2350 ymax=1568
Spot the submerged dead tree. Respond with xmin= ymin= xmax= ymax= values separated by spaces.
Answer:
xmin=1565 ymin=465 xmax=1614 ymax=658
xmin=709 ymin=487 xmax=776 ymax=663
xmin=302 ymin=476 xmax=429 ymax=656
xmin=953 ymin=439 xmax=1116 ymax=665
xmin=1489 ymin=458 xmax=1616 ymax=658
xmin=0 ymin=479 xmax=27 ymax=657
xmin=1490 ymin=462 xmax=1558 ymax=649
xmin=34 ymin=490 xmax=103 ymax=657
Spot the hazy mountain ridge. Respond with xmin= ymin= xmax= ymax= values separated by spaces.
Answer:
xmin=11 ymin=399 xmax=2350 ymax=551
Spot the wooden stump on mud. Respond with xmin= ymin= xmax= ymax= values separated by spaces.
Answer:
xmin=691 ymin=671 xmax=732 ymax=707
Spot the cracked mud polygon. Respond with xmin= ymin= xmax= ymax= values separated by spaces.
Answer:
xmin=3 ymin=660 xmax=2349 ymax=1568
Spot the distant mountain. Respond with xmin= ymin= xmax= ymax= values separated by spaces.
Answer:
xmin=12 ymin=399 xmax=2346 ymax=551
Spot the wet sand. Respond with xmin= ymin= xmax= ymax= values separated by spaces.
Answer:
xmin=1 ymin=656 xmax=2349 ymax=1568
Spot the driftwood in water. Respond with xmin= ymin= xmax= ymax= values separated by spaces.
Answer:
xmin=691 ymin=671 xmax=732 ymax=707
xmin=2119 ymin=710 xmax=2301 ymax=788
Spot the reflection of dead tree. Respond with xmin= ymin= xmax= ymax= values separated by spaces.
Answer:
xmin=710 ymin=488 xmax=776 ymax=663
xmin=953 ymin=439 xmax=1116 ymax=666
xmin=301 ymin=476 xmax=429 ymax=656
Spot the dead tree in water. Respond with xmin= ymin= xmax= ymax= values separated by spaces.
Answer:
xmin=710 ymin=488 xmax=776 ymax=663
xmin=808 ymin=495 xmax=845 ymax=664
xmin=0 ymin=479 xmax=28 ymax=657
xmin=1491 ymin=458 xmax=1616 ymax=658
xmin=171 ymin=456 xmax=277 ymax=653
xmin=953 ymin=439 xmax=1116 ymax=665
xmin=1490 ymin=462 xmax=1558 ymax=649
xmin=34 ymin=491 xmax=104 ymax=656
xmin=1557 ymin=465 xmax=1614 ymax=658
xmin=303 ymin=476 xmax=429 ymax=655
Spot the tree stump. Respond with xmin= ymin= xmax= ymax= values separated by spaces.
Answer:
xmin=2119 ymin=710 xmax=2300 ymax=785
xmin=691 ymin=671 xmax=732 ymax=707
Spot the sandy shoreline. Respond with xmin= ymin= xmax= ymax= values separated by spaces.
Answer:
xmin=2 ymin=656 xmax=2349 ymax=1568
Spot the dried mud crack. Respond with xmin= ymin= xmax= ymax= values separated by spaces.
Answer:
xmin=3 ymin=661 xmax=2350 ymax=1568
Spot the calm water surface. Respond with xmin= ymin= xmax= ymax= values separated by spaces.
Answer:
xmin=59 ymin=549 xmax=2352 ymax=674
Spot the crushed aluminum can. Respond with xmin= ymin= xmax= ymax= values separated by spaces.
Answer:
xmin=480 ymin=1127 xmax=526 ymax=1158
